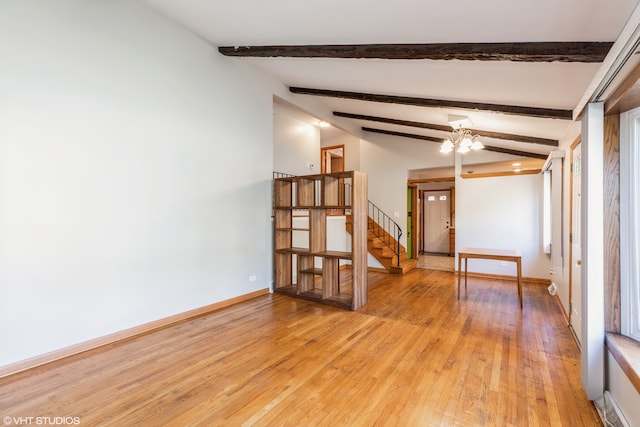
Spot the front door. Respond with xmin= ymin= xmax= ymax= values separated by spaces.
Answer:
xmin=423 ymin=190 xmax=451 ymax=253
xmin=570 ymin=141 xmax=582 ymax=346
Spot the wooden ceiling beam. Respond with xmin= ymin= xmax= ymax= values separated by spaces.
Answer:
xmin=335 ymin=111 xmax=558 ymax=146
xmin=363 ymin=127 xmax=549 ymax=159
xmin=482 ymin=145 xmax=548 ymax=160
xmin=461 ymin=169 xmax=542 ymax=179
xmin=291 ymin=87 xmax=572 ymax=120
xmin=362 ymin=127 xmax=443 ymax=143
xmin=219 ymin=42 xmax=612 ymax=63
xmin=338 ymin=112 xmax=449 ymax=132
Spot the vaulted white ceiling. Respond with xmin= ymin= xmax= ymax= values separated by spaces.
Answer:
xmin=143 ymin=0 xmax=640 ymax=157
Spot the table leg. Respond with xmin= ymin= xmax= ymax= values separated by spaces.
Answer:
xmin=457 ymin=256 xmax=462 ymax=299
xmin=517 ymin=259 xmax=522 ymax=308
xmin=464 ymin=258 xmax=468 ymax=291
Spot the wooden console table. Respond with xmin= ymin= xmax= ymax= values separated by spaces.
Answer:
xmin=457 ymin=247 xmax=523 ymax=308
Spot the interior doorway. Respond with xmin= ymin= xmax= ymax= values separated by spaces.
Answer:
xmin=321 ymin=145 xmax=345 ymax=215
xmin=321 ymin=145 xmax=344 ymax=174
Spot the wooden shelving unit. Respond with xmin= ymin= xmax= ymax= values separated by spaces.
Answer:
xmin=273 ymin=171 xmax=368 ymax=310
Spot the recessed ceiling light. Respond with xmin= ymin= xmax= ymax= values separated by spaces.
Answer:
xmin=316 ymin=121 xmax=330 ymax=128
xmin=512 ymin=162 xmax=522 ymax=167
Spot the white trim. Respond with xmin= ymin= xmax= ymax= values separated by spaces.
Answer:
xmin=620 ymin=107 xmax=640 ymax=341
xmin=574 ymin=2 xmax=640 ymax=118
xmin=621 ymin=109 xmax=631 ymax=337
xmin=581 ymin=102 xmax=605 ymax=400
xmin=541 ymin=152 xmax=565 ymax=260
xmin=543 ymin=170 xmax=552 ymax=254
xmin=542 ymin=149 xmax=565 ymax=172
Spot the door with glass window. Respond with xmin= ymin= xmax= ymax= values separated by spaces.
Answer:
xmin=423 ymin=190 xmax=451 ymax=253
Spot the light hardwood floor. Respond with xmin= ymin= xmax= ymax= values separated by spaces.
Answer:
xmin=417 ymin=253 xmax=455 ymax=271
xmin=0 ymin=269 xmax=601 ymax=426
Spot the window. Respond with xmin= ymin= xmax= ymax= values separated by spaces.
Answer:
xmin=621 ymin=107 xmax=640 ymax=341
xmin=542 ymin=170 xmax=552 ymax=254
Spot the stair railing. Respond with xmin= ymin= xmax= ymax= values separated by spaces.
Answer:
xmin=367 ymin=200 xmax=402 ymax=267
xmin=273 ymin=172 xmax=296 ymax=179
xmin=344 ymin=182 xmax=402 ymax=267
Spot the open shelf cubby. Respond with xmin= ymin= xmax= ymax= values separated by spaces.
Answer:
xmin=273 ymin=171 xmax=368 ymax=310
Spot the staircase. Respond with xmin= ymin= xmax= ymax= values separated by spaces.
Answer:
xmin=346 ymin=214 xmax=417 ymax=275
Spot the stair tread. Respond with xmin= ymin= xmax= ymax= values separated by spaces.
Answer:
xmin=347 ymin=213 xmax=415 ymax=275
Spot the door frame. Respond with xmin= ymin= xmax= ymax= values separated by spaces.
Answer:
xmin=321 ymin=145 xmax=345 ymax=215
xmin=420 ymin=190 xmax=426 ymax=253
xmin=568 ymin=135 xmax=581 ymax=343
xmin=413 ymin=179 xmax=456 ymax=254
xmin=320 ymin=145 xmax=344 ymax=174
xmin=407 ymin=184 xmax=418 ymax=260
xmin=421 ymin=189 xmax=452 ymax=255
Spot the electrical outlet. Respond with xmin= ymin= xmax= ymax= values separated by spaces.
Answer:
xmin=500 ymin=261 xmax=508 ymax=267
xmin=249 ymin=275 xmax=257 ymax=282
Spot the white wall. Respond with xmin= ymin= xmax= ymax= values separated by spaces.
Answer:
xmin=321 ymin=132 xmax=361 ymax=171
xmin=455 ymin=173 xmax=549 ymax=278
xmin=325 ymin=216 xmax=384 ymax=268
xmin=607 ymin=351 xmax=640 ymax=426
xmin=273 ymin=101 xmax=321 ymax=175
xmin=360 ymin=132 xmax=454 ymax=244
xmin=359 ymin=129 xmax=546 ymax=280
xmin=0 ymin=0 xmax=279 ymax=366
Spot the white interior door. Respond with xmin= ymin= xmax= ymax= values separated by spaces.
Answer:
xmin=571 ymin=142 xmax=582 ymax=346
xmin=423 ymin=190 xmax=451 ymax=253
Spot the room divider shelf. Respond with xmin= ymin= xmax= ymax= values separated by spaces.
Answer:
xmin=273 ymin=171 xmax=368 ymax=310
xmin=299 ymin=267 xmax=323 ymax=275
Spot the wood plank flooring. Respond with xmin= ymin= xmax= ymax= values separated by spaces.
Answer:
xmin=0 ymin=269 xmax=601 ymax=426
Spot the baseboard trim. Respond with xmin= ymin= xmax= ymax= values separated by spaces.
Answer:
xmin=367 ymin=267 xmax=389 ymax=273
xmin=553 ymin=292 xmax=571 ymax=326
xmin=0 ymin=288 xmax=270 ymax=379
xmin=453 ymin=271 xmax=551 ymax=286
